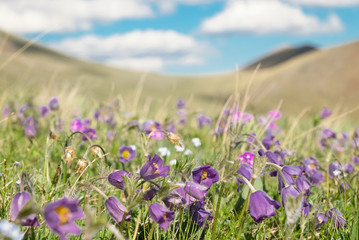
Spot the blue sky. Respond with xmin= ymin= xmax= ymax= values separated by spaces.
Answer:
xmin=1 ymin=0 xmax=359 ymax=74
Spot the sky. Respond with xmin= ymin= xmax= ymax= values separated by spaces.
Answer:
xmin=1 ymin=0 xmax=359 ymax=75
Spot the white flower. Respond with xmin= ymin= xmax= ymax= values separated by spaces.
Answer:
xmin=175 ymin=145 xmax=185 ymax=152
xmin=333 ymin=169 xmax=342 ymax=177
xmin=15 ymin=180 xmax=21 ymax=185
xmin=0 ymin=220 xmax=22 ymax=240
xmin=136 ymin=169 xmax=140 ymax=175
xmin=169 ymin=159 xmax=177 ymax=166
xmin=130 ymin=145 xmax=136 ymax=151
xmin=184 ymin=149 xmax=192 ymax=155
xmin=192 ymin=138 xmax=201 ymax=147
xmin=13 ymin=161 xmax=21 ymax=166
xmin=158 ymin=147 xmax=171 ymax=157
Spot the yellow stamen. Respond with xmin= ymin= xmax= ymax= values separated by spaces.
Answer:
xmin=54 ymin=206 xmax=71 ymax=225
xmin=153 ymin=162 xmax=159 ymax=173
xmin=163 ymin=212 xmax=167 ymax=220
xmin=201 ymin=170 xmax=208 ymax=180
xmin=122 ymin=150 xmax=130 ymax=159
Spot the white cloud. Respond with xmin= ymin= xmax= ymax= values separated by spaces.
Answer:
xmin=200 ymin=0 xmax=343 ymax=35
xmin=49 ymin=30 xmax=212 ymax=71
xmin=0 ymin=0 xmax=153 ymax=34
xmin=287 ymin=0 xmax=359 ymax=7
xmin=150 ymin=0 xmax=220 ymax=14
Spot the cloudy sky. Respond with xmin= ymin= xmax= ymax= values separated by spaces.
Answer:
xmin=1 ymin=0 xmax=358 ymax=74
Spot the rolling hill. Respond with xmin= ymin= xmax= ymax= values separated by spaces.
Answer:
xmin=1 ymin=30 xmax=359 ymax=119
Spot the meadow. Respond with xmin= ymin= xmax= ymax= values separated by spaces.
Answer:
xmin=0 ymin=78 xmax=358 ymax=240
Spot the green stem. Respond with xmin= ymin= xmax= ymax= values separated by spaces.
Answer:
xmin=236 ymin=195 xmax=250 ymax=240
xmin=147 ymin=222 xmax=156 ymax=240
xmin=266 ymin=162 xmax=288 ymax=187
xmin=212 ymin=182 xmax=225 ymax=240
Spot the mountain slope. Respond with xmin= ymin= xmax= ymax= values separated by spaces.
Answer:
xmin=1 ymin=30 xmax=359 ymax=118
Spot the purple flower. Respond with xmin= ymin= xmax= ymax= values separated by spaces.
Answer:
xmin=176 ymin=98 xmax=186 ymax=108
xmin=108 ymin=170 xmax=132 ymax=190
xmin=278 ymin=166 xmax=303 ymax=192
xmin=141 ymin=120 xmax=162 ymax=135
xmin=303 ymin=157 xmax=320 ymax=177
xmin=268 ymin=110 xmax=282 ymax=120
xmin=40 ymin=106 xmax=49 ymax=117
xmin=49 ymin=97 xmax=59 ymax=111
xmin=144 ymin=187 xmax=158 ymax=201
xmin=326 ymin=208 xmax=346 ymax=228
xmin=190 ymin=202 xmax=213 ymax=228
xmin=321 ymin=107 xmax=332 ymax=119
xmin=340 ymin=182 xmax=349 ymax=192
xmin=162 ymin=191 xmax=185 ymax=210
xmin=262 ymin=136 xmax=275 ymax=150
xmin=119 ymin=145 xmax=137 ymax=163
xmin=24 ymin=116 xmax=38 ymax=138
xmin=44 ymin=197 xmax=84 ymax=240
xmin=236 ymin=163 xmax=253 ymax=192
xmin=184 ymin=182 xmax=209 ymax=201
xmin=107 ymin=130 xmax=118 ymax=142
xmin=328 ymin=162 xmax=342 ymax=178
xmin=352 ymin=156 xmax=359 ymax=165
xmin=70 ymin=118 xmax=87 ymax=132
xmin=315 ymin=213 xmax=327 ymax=228
xmin=249 ymin=190 xmax=281 ymax=223
xmin=309 ymin=171 xmax=324 ymax=185
xmin=11 ymin=192 xmax=39 ymax=226
xmin=149 ymin=203 xmax=175 ymax=231
xmin=140 ymin=154 xmax=169 ymax=181
xmin=296 ymin=176 xmax=312 ymax=196
xmin=192 ymin=165 xmax=219 ymax=188
xmin=344 ymin=163 xmax=354 ymax=174
xmin=83 ymin=128 xmax=97 ymax=141
xmin=105 ymin=196 xmax=130 ymax=224
xmin=281 ymin=186 xmax=302 ymax=209
xmin=2 ymin=104 xmax=10 ymax=117
xmin=322 ymin=128 xmax=336 ymax=140
xmin=197 ymin=114 xmax=212 ymax=128
xmin=238 ymin=152 xmax=254 ymax=166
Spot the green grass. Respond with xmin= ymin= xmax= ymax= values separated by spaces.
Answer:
xmin=0 ymin=87 xmax=358 ymax=239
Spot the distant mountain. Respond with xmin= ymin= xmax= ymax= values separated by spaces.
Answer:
xmin=1 ymin=30 xmax=359 ymax=118
xmin=244 ymin=45 xmax=317 ymax=70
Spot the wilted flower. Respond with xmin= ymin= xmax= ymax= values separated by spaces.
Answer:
xmin=149 ymin=203 xmax=175 ymax=231
xmin=192 ymin=138 xmax=201 ymax=147
xmin=326 ymin=208 xmax=346 ymax=228
xmin=119 ymin=145 xmax=137 ymax=163
xmin=166 ymin=132 xmax=183 ymax=147
xmin=184 ymin=182 xmax=209 ymax=201
xmin=321 ymin=107 xmax=332 ymax=119
xmin=108 ymin=170 xmax=131 ymax=190
xmin=105 ymin=196 xmax=130 ymax=225
xmin=249 ymin=190 xmax=281 ymax=223
xmin=64 ymin=147 xmax=76 ymax=166
xmin=190 ymin=202 xmax=213 ymax=228
xmin=11 ymin=192 xmax=39 ymax=226
xmin=140 ymin=154 xmax=169 ymax=180
xmin=192 ymin=165 xmax=219 ymax=188
xmin=44 ymin=197 xmax=84 ymax=240
xmin=0 ymin=220 xmax=22 ymax=240
xmin=49 ymin=97 xmax=59 ymax=111
xmin=75 ymin=158 xmax=87 ymax=175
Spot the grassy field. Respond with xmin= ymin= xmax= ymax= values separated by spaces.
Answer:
xmin=0 ymin=78 xmax=359 ymax=239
